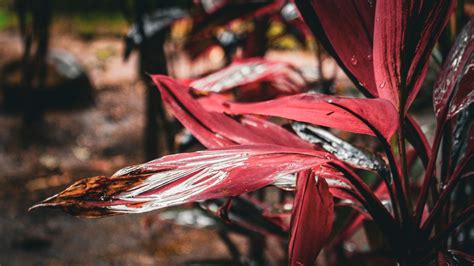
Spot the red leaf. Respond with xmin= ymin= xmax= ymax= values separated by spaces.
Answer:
xmin=433 ymin=19 xmax=474 ymax=120
xmin=294 ymin=0 xmax=437 ymax=170
xmin=373 ymin=0 xmax=455 ymax=111
xmin=289 ymin=169 xmax=334 ymax=266
xmin=238 ymin=115 xmax=315 ymax=149
xmin=188 ymin=58 xmax=307 ymax=95
xmin=30 ymin=145 xmax=331 ymax=217
xmin=152 ymin=75 xmax=313 ymax=149
xmin=449 ymin=63 xmax=474 ymax=118
xmin=294 ymin=0 xmax=378 ymax=97
xmin=158 ymin=80 xmax=373 ymax=205
xmin=296 ymin=0 xmax=378 ymax=96
xmin=200 ymin=92 xmax=399 ymax=139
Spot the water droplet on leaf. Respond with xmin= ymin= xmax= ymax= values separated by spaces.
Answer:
xmin=350 ymin=55 xmax=358 ymax=65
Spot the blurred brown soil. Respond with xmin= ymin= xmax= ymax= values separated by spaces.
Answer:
xmin=0 ymin=28 xmax=354 ymax=265
xmin=0 ymin=31 xmax=239 ymax=266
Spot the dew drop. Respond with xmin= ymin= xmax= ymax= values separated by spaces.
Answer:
xmin=368 ymin=0 xmax=374 ymax=7
xmin=358 ymin=81 xmax=366 ymax=87
xmin=350 ymin=55 xmax=358 ymax=65
xmin=440 ymin=182 xmax=447 ymax=191
xmin=367 ymin=54 xmax=372 ymax=60
xmin=379 ymin=80 xmax=386 ymax=88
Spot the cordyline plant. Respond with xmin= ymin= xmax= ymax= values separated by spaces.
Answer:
xmin=31 ymin=1 xmax=473 ymax=265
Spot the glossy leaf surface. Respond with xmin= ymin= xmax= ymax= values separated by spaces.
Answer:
xmin=433 ymin=19 xmax=474 ymax=120
xmin=296 ymin=0 xmax=377 ymax=96
xmin=373 ymin=0 xmax=455 ymax=111
xmin=200 ymin=92 xmax=399 ymax=139
xmin=189 ymin=58 xmax=306 ymax=95
xmin=292 ymin=122 xmax=387 ymax=174
xmin=31 ymin=145 xmax=331 ymax=217
xmin=153 ymin=75 xmax=313 ymax=149
xmin=450 ymin=105 xmax=474 ymax=168
xmin=294 ymin=0 xmax=377 ymax=97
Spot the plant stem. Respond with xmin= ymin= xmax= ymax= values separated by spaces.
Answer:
xmin=328 ymin=102 xmax=409 ymax=224
xmin=404 ymin=116 xmax=431 ymax=168
xmin=329 ymin=162 xmax=402 ymax=249
xmin=398 ymin=113 xmax=411 ymax=210
xmin=418 ymin=206 xmax=474 ymax=260
xmin=414 ymin=121 xmax=444 ymax=224
xmin=420 ymin=153 xmax=473 ymax=236
xmin=218 ymin=230 xmax=242 ymax=262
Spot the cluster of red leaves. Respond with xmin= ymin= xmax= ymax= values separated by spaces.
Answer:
xmin=32 ymin=1 xmax=473 ymax=265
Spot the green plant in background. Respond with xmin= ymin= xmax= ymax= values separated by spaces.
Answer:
xmin=0 ymin=8 xmax=16 ymax=30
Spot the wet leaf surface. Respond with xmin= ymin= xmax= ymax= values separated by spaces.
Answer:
xmin=433 ymin=19 xmax=474 ymax=120
xmin=189 ymin=58 xmax=307 ymax=95
xmin=292 ymin=122 xmax=387 ymax=175
xmin=31 ymin=145 xmax=332 ymax=217
xmin=373 ymin=0 xmax=455 ymax=111
xmin=200 ymin=92 xmax=399 ymax=139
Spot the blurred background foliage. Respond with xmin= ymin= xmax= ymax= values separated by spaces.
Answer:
xmin=0 ymin=0 xmax=306 ymax=48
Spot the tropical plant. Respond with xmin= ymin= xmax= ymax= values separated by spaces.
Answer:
xmin=31 ymin=1 xmax=473 ymax=265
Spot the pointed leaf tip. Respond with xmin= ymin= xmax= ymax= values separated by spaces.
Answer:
xmin=31 ymin=145 xmax=333 ymax=218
